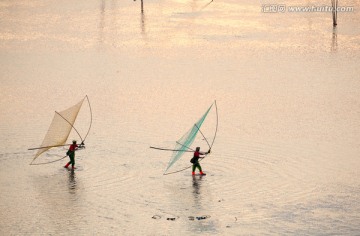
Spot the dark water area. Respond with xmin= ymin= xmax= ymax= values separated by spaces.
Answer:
xmin=1 ymin=0 xmax=360 ymax=235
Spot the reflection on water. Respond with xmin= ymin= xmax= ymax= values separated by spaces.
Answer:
xmin=68 ymin=169 xmax=77 ymax=192
xmin=98 ymin=0 xmax=119 ymax=46
xmin=192 ymin=175 xmax=202 ymax=195
xmin=199 ymin=0 xmax=213 ymax=11
xmin=187 ymin=0 xmax=211 ymax=12
xmin=98 ymin=0 xmax=105 ymax=45
xmin=331 ymin=27 xmax=338 ymax=52
xmin=134 ymin=0 xmax=147 ymax=40
xmin=191 ymin=175 xmax=203 ymax=212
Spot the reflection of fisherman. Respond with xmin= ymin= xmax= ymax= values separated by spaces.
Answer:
xmin=64 ymin=140 xmax=84 ymax=169
xmin=191 ymin=147 xmax=210 ymax=176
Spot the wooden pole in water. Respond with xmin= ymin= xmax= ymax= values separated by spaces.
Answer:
xmin=331 ymin=0 xmax=338 ymax=26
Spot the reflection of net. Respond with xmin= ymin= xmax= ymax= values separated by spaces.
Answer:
xmin=164 ymin=104 xmax=213 ymax=173
xmin=33 ymin=98 xmax=85 ymax=162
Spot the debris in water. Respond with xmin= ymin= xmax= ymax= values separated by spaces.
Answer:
xmin=152 ymin=215 xmax=161 ymax=220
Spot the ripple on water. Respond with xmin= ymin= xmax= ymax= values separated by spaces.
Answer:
xmin=202 ymin=138 xmax=330 ymax=219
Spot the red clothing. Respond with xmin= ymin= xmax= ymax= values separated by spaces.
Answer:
xmin=194 ymin=151 xmax=200 ymax=158
xmin=69 ymin=144 xmax=78 ymax=151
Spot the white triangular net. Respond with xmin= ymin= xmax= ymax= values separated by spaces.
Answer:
xmin=32 ymin=98 xmax=85 ymax=162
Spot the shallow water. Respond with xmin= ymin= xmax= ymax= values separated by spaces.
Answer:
xmin=1 ymin=0 xmax=360 ymax=235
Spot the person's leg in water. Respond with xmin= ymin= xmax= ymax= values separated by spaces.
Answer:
xmin=192 ymin=164 xmax=197 ymax=175
xmin=70 ymin=153 xmax=76 ymax=169
xmin=64 ymin=154 xmax=71 ymax=168
xmin=64 ymin=152 xmax=75 ymax=169
xmin=197 ymin=163 xmax=206 ymax=175
xmin=64 ymin=161 xmax=71 ymax=168
xmin=192 ymin=163 xmax=205 ymax=175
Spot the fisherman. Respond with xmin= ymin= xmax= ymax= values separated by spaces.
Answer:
xmin=64 ymin=140 xmax=84 ymax=169
xmin=191 ymin=147 xmax=210 ymax=175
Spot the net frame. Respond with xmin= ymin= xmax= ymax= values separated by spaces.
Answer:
xmin=32 ymin=98 xmax=85 ymax=162
xmin=164 ymin=104 xmax=213 ymax=173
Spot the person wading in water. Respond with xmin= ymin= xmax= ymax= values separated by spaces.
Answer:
xmin=64 ymin=140 xmax=84 ymax=169
xmin=190 ymin=147 xmax=210 ymax=176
